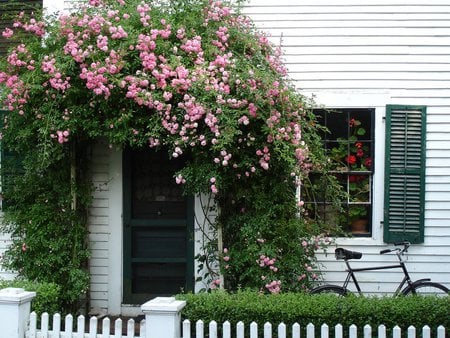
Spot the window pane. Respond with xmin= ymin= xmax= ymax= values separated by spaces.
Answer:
xmin=305 ymin=108 xmax=374 ymax=236
xmin=349 ymin=174 xmax=370 ymax=202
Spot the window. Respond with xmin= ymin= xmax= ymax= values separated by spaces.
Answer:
xmin=305 ymin=108 xmax=374 ymax=235
xmin=384 ymin=105 xmax=426 ymax=244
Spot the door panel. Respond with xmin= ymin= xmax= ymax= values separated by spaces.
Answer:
xmin=131 ymin=227 xmax=187 ymax=259
xmin=123 ymin=148 xmax=193 ymax=304
xmin=132 ymin=262 xmax=187 ymax=295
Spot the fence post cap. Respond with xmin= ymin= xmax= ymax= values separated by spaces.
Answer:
xmin=0 ymin=287 xmax=36 ymax=303
xmin=141 ymin=296 xmax=186 ymax=313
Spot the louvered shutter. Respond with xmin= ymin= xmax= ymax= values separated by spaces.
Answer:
xmin=384 ymin=105 xmax=426 ymax=243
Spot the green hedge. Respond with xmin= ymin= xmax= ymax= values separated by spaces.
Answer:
xmin=0 ymin=279 xmax=61 ymax=315
xmin=177 ymin=291 xmax=449 ymax=336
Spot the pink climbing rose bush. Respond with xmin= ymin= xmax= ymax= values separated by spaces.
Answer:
xmin=0 ymin=0 xmax=336 ymax=297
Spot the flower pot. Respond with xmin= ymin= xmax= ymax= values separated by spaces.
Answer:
xmin=351 ymin=219 xmax=368 ymax=234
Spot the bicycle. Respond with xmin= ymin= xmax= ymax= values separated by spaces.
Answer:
xmin=310 ymin=241 xmax=449 ymax=296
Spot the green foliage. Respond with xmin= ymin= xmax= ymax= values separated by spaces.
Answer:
xmin=177 ymin=291 xmax=450 ymax=336
xmin=0 ymin=0 xmax=343 ymax=307
xmin=1 ymin=142 xmax=91 ymax=313
xmin=0 ymin=279 xmax=61 ymax=315
xmin=217 ymin=173 xmax=333 ymax=292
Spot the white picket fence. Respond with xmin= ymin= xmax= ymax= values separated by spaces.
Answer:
xmin=26 ymin=314 xmax=448 ymax=338
xmin=26 ymin=312 xmax=145 ymax=338
xmin=181 ymin=321 xmax=447 ymax=338
xmin=0 ymin=288 xmax=447 ymax=338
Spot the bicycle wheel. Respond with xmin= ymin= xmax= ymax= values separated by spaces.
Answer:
xmin=310 ymin=285 xmax=349 ymax=296
xmin=402 ymin=281 xmax=449 ymax=297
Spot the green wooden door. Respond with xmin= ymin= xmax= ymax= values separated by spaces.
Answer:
xmin=123 ymin=148 xmax=194 ymax=304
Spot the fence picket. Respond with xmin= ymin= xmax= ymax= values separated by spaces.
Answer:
xmin=52 ymin=313 xmax=61 ymax=337
xmin=41 ymin=312 xmax=49 ymax=338
xmin=236 ymin=321 xmax=245 ymax=338
xmin=222 ymin=321 xmax=231 ymax=338
xmin=196 ymin=320 xmax=204 ymax=338
xmin=183 ymin=319 xmax=191 ymax=338
xmin=349 ymin=324 xmax=357 ymax=338
xmin=29 ymin=312 xmax=37 ymax=338
xmin=278 ymin=322 xmax=286 ymax=338
xmin=422 ymin=325 xmax=430 ymax=338
xmin=307 ymin=323 xmax=315 ymax=338
xmin=321 ymin=323 xmax=329 ymax=338
xmin=127 ymin=318 xmax=135 ymax=338
xmin=393 ymin=326 xmax=401 ymax=338
xmin=114 ymin=318 xmax=122 ymax=338
xmin=407 ymin=325 xmax=416 ymax=338
xmin=77 ymin=315 xmax=85 ymax=338
xmin=364 ymin=324 xmax=371 ymax=338
xmin=292 ymin=323 xmax=300 ymax=338
xmin=335 ymin=324 xmax=343 ymax=338
xmin=64 ymin=314 xmax=73 ymax=338
xmin=264 ymin=322 xmax=272 ymax=338
xmin=250 ymin=322 xmax=258 ymax=338
xmin=102 ymin=317 xmax=110 ymax=338
xmin=378 ymin=324 xmax=386 ymax=338
xmin=89 ymin=316 xmax=98 ymax=338
xmin=209 ymin=320 xmax=217 ymax=338
xmin=437 ymin=325 xmax=445 ymax=338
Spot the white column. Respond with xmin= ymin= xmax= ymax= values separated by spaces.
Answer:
xmin=0 ymin=287 xmax=36 ymax=338
xmin=141 ymin=297 xmax=186 ymax=338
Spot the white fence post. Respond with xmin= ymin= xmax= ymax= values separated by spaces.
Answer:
xmin=141 ymin=297 xmax=186 ymax=338
xmin=0 ymin=287 xmax=36 ymax=338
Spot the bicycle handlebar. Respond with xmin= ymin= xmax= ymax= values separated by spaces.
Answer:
xmin=379 ymin=241 xmax=410 ymax=255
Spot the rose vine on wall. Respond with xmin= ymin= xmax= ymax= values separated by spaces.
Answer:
xmin=0 ymin=0 xmax=340 ymax=311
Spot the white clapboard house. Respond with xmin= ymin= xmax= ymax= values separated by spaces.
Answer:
xmin=0 ymin=0 xmax=449 ymax=315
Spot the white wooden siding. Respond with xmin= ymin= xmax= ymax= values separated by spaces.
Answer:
xmin=88 ymin=143 xmax=111 ymax=312
xmin=0 ymin=232 xmax=15 ymax=280
xmin=243 ymin=0 xmax=450 ymax=294
xmin=243 ymin=0 xmax=450 ymax=103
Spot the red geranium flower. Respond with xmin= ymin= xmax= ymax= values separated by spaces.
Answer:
xmin=346 ymin=154 xmax=357 ymax=165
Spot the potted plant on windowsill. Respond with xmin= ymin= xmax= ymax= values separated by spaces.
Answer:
xmin=349 ymin=205 xmax=369 ymax=233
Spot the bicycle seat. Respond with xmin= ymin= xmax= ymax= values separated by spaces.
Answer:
xmin=335 ymin=248 xmax=362 ymax=260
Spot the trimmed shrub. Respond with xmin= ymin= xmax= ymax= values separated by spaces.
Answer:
xmin=177 ymin=291 xmax=450 ymax=336
xmin=0 ymin=279 xmax=61 ymax=315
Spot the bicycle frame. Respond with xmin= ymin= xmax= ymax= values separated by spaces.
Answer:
xmin=341 ymin=250 xmax=428 ymax=295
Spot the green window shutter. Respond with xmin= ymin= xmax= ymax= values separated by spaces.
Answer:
xmin=384 ymin=105 xmax=426 ymax=244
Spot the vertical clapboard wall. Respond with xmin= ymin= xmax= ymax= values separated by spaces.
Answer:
xmin=242 ymin=0 xmax=450 ymax=293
